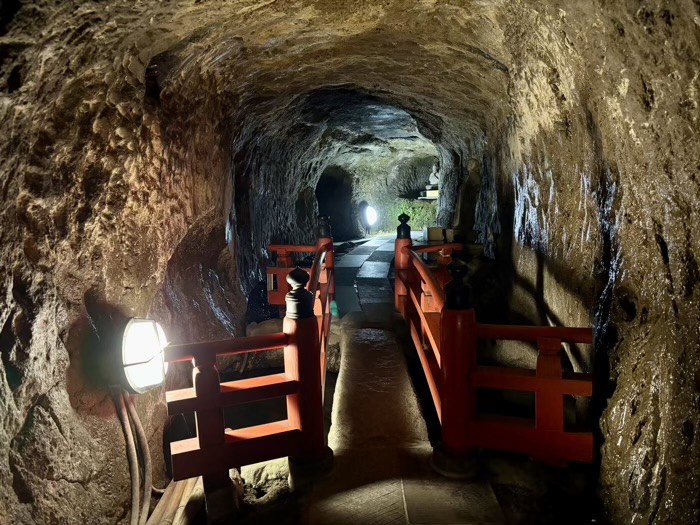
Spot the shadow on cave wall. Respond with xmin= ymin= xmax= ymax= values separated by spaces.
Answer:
xmin=148 ymin=209 xmax=249 ymax=389
xmin=486 ymin=106 xmax=624 ymax=475
xmin=0 ymin=0 xmax=21 ymax=37
xmin=65 ymin=289 xmax=131 ymax=417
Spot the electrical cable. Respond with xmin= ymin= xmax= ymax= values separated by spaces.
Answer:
xmin=113 ymin=388 xmax=140 ymax=525
xmin=125 ymin=392 xmax=153 ymax=525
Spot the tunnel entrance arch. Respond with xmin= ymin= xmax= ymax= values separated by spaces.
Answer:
xmin=315 ymin=165 xmax=359 ymax=241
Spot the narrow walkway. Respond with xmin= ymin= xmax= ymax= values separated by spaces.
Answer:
xmin=303 ymin=235 xmax=504 ymax=525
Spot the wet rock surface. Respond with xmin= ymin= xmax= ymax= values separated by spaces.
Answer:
xmin=0 ymin=1 xmax=699 ymax=523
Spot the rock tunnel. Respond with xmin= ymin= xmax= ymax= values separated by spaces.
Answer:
xmin=1 ymin=1 xmax=699 ymax=524
xmin=312 ymin=91 xmax=439 ymax=240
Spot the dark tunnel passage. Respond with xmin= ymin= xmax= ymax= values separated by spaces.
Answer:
xmin=315 ymin=166 xmax=358 ymax=241
xmin=225 ymin=87 xmax=448 ymax=288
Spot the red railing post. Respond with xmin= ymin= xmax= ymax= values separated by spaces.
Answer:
xmin=284 ymin=268 xmax=332 ymax=488
xmin=316 ymin=217 xmax=334 ymax=397
xmin=276 ymin=248 xmax=294 ymax=316
xmin=317 ymin=216 xmax=334 ymax=296
xmin=277 ymin=248 xmax=293 ymax=269
xmin=438 ymin=245 xmax=453 ymax=267
xmin=432 ymin=259 xmax=478 ymax=479
xmin=395 ymin=213 xmax=412 ymax=313
xmin=192 ymin=353 xmax=237 ymax=520
xmin=535 ymin=337 xmax=565 ymax=445
xmin=420 ymin=281 xmax=436 ymax=347
xmin=440 ymin=309 xmax=476 ymax=454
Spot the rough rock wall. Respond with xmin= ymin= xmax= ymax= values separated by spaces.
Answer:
xmin=0 ymin=1 xmax=699 ymax=524
xmin=482 ymin=3 xmax=700 ymax=523
xmin=0 ymin=3 xmax=235 ymax=523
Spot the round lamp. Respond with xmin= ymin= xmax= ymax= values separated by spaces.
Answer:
xmin=121 ymin=318 xmax=168 ymax=393
xmin=365 ymin=205 xmax=378 ymax=227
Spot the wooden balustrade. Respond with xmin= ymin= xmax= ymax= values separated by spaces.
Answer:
xmin=394 ymin=215 xmax=594 ymax=469
xmin=268 ymin=235 xmax=334 ymax=395
xmin=411 ymin=243 xmax=463 ymax=254
xmin=163 ymin=225 xmax=335 ymax=519
xmin=267 ymin=238 xmax=334 ymax=305
xmin=164 ymin=293 xmax=323 ymax=480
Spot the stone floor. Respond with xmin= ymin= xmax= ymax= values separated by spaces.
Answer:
xmin=301 ymin=235 xmax=505 ymax=525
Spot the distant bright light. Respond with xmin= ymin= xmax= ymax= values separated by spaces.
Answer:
xmin=122 ymin=318 xmax=168 ymax=394
xmin=365 ymin=206 xmax=378 ymax=226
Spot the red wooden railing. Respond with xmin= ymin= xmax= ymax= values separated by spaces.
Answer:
xmin=266 ymin=233 xmax=335 ymax=306
xmin=163 ymin=234 xmax=334 ymax=514
xmin=395 ymin=231 xmax=594 ymax=464
xmin=162 ymin=208 xmax=592 ymax=518
xmin=267 ymin=236 xmax=335 ymax=394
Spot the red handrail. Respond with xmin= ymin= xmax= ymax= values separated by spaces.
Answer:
xmin=394 ymin=233 xmax=594 ymax=465
xmin=308 ymin=241 xmax=332 ymax=296
xmin=403 ymin=247 xmax=446 ymax=310
xmin=267 ymin=244 xmax=317 ymax=253
xmin=164 ymin=332 xmax=289 ymax=363
xmin=266 ymin=240 xmax=334 ymax=306
xmin=476 ymin=324 xmax=592 ymax=344
xmin=411 ymin=243 xmax=463 ymax=254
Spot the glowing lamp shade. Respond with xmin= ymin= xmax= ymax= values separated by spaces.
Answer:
xmin=121 ymin=318 xmax=168 ymax=393
xmin=365 ymin=205 xmax=378 ymax=226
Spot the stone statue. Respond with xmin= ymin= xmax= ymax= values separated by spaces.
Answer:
xmin=428 ymin=164 xmax=440 ymax=186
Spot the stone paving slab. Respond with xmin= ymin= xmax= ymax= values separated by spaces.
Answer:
xmin=329 ymin=319 xmax=427 ymax=449
xmin=400 ymin=448 xmax=505 ymax=525
xmin=335 ymin=267 xmax=359 ymax=286
xmin=306 ymin=449 xmax=405 ymax=525
xmin=357 ymin=261 xmax=391 ymax=279
xmin=363 ymin=236 xmax=394 ymax=246
xmin=336 ymin=254 xmax=372 ymax=267
xmin=307 ymin=314 xmax=416 ymax=523
xmin=307 ymin=447 xmax=504 ymax=525
xmin=356 ymin=282 xmax=394 ymax=304
xmin=360 ymin=303 xmax=398 ymax=325
xmin=367 ymin=250 xmax=396 ymax=263
xmin=335 ymin=285 xmax=361 ymax=316
xmin=347 ymin=244 xmax=378 ymax=254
